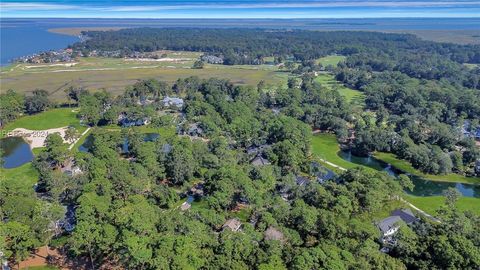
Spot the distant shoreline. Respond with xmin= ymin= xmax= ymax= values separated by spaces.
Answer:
xmin=48 ymin=27 xmax=127 ymax=36
xmin=48 ymin=26 xmax=480 ymax=45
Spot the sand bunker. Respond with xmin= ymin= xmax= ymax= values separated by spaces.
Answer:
xmin=7 ymin=127 xmax=69 ymax=149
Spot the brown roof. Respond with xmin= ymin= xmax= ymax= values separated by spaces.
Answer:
xmin=222 ymin=218 xmax=242 ymax=232
xmin=265 ymin=226 xmax=285 ymax=242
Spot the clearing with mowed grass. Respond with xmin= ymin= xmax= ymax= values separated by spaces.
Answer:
xmin=310 ymin=133 xmax=480 ymax=215
xmin=374 ymin=152 xmax=480 ymax=184
xmin=314 ymin=73 xmax=365 ymax=108
xmin=1 ymin=108 xmax=85 ymax=137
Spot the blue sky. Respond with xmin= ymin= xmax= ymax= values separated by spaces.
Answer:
xmin=1 ymin=1 xmax=480 ymax=18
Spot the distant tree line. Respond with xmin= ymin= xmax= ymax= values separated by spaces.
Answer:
xmin=72 ymin=28 xmax=480 ymax=89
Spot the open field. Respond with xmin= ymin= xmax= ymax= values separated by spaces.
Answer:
xmin=0 ymin=162 xmax=39 ymax=193
xmin=1 ymin=108 xmax=85 ymax=137
xmin=310 ymin=133 xmax=480 ymax=214
xmin=311 ymin=133 xmax=362 ymax=170
xmin=386 ymin=29 xmax=480 ymax=45
xmin=316 ymin=55 xmax=346 ymax=67
xmin=374 ymin=152 xmax=480 ymax=185
xmin=1 ymin=56 xmax=287 ymax=101
xmin=404 ymin=194 xmax=480 ymax=216
xmin=314 ymin=73 xmax=365 ymax=107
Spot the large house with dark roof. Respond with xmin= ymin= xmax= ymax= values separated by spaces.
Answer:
xmin=377 ymin=208 xmax=418 ymax=250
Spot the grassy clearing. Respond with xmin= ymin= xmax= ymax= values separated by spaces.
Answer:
xmin=1 ymin=108 xmax=84 ymax=137
xmin=314 ymin=73 xmax=365 ymax=107
xmin=0 ymin=162 xmax=39 ymax=193
xmin=310 ymin=133 xmax=480 ymax=215
xmin=404 ymin=194 xmax=480 ymax=216
xmin=316 ymin=55 xmax=346 ymax=67
xmin=311 ymin=133 xmax=360 ymax=170
xmin=1 ymin=56 xmax=287 ymax=101
xmin=374 ymin=152 xmax=480 ymax=185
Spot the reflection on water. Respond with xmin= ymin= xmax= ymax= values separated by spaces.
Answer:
xmin=0 ymin=137 xmax=34 ymax=169
xmin=79 ymin=133 xmax=160 ymax=153
xmin=339 ymin=151 xmax=479 ymax=198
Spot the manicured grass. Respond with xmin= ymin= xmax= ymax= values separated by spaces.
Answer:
xmin=311 ymin=133 xmax=360 ymax=170
xmin=404 ymin=194 xmax=480 ymax=216
xmin=359 ymin=199 xmax=407 ymax=222
xmin=316 ymin=55 xmax=346 ymax=67
xmin=1 ymin=108 xmax=84 ymax=137
xmin=374 ymin=152 xmax=480 ymax=185
xmin=314 ymin=73 xmax=365 ymax=107
xmin=310 ymin=133 xmax=480 ymax=215
xmin=0 ymin=162 xmax=39 ymax=193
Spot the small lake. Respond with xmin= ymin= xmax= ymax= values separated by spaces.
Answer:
xmin=79 ymin=133 xmax=160 ymax=153
xmin=0 ymin=137 xmax=34 ymax=168
xmin=339 ymin=151 xmax=480 ymax=198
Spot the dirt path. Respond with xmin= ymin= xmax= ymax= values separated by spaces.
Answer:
xmin=68 ymin=127 xmax=91 ymax=150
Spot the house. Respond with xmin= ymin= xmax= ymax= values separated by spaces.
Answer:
xmin=377 ymin=208 xmax=418 ymax=249
xmin=246 ymin=144 xmax=271 ymax=156
xmin=475 ymin=159 xmax=480 ymax=175
xmin=60 ymin=159 xmax=83 ymax=177
xmin=180 ymin=201 xmax=191 ymax=211
xmin=186 ymin=123 xmax=204 ymax=137
xmin=264 ymin=226 xmax=285 ymax=242
xmin=311 ymin=161 xmax=336 ymax=183
xmin=378 ymin=216 xmax=403 ymax=237
xmin=162 ymin=96 xmax=184 ymax=109
xmin=222 ymin=218 xmax=242 ymax=232
xmin=190 ymin=183 xmax=205 ymax=197
xmin=250 ymin=155 xmax=271 ymax=166
xmin=391 ymin=209 xmax=418 ymax=225
xmin=295 ymin=175 xmax=310 ymax=186
xmin=201 ymin=55 xmax=224 ymax=64
xmin=1 ymin=261 xmax=10 ymax=270
xmin=161 ymin=143 xmax=172 ymax=154
xmin=118 ymin=114 xmax=151 ymax=127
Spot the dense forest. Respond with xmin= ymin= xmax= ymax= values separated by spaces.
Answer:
xmin=74 ymin=28 xmax=480 ymax=89
xmin=2 ymin=28 xmax=480 ymax=269
xmin=2 ymin=77 xmax=480 ymax=269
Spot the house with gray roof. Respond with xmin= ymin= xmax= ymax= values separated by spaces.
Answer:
xmin=162 ymin=96 xmax=184 ymax=109
xmin=251 ymin=155 xmax=271 ymax=166
xmin=378 ymin=216 xmax=403 ymax=237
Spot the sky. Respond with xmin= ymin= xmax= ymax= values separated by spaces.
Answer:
xmin=1 ymin=0 xmax=480 ymax=18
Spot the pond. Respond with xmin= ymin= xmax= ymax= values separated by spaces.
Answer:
xmin=339 ymin=151 xmax=480 ymax=198
xmin=0 ymin=137 xmax=34 ymax=169
xmin=79 ymin=133 xmax=160 ymax=153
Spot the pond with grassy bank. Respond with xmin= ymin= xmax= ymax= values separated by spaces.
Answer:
xmin=311 ymin=133 xmax=480 ymax=215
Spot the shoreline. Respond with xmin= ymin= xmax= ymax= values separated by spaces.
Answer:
xmin=48 ymin=27 xmax=126 ymax=36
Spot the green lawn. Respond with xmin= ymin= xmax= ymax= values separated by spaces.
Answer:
xmin=1 ymin=108 xmax=84 ymax=137
xmin=404 ymin=194 xmax=480 ymax=216
xmin=374 ymin=152 xmax=480 ymax=185
xmin=0 ymin=162 xmax=39 ymax=193
xmin=314 ymin=73 xmax=365 ymax=107
xmin=316 ymin=55 xmax=346 ymax=67
xmin=310 ymin=133 xmax=480 ymax=215
xmin=311 ymin=133 xmax=361 ymax=170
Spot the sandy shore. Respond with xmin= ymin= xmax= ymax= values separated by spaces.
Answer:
xmin=7 ymin=127 xmax=69 ymax=149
